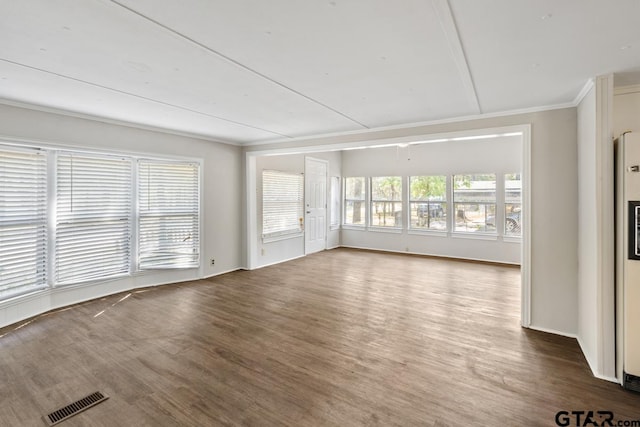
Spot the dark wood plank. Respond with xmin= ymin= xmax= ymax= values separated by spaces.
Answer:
xmin=0 ymin=248 xmax=638 ymax=426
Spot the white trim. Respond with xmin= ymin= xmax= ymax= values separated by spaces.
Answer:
xmin=245 ymin=126 xmax=527 ymax=157
xmin=261 ymin=231 xmax=304 ymax=244
xmin=367 ymin=227 xmax=403 ymax=234
xmin=521 ymin=124 xmax=532 ymax=328
xmin=253 ymin=254 xmax=306 ymax=270
xmin=595 ymin=74 xmax=616 ymax=379
xmin=451 ymin=232 xmax=498 ymax=241
xmin=0 ymin=134 xmax=203 ymax=163
xmin=341 ymin=225 xmax=366 ymax=231
xmin=614 ymin=84 xmax=640 ymax=96
xmin=246 ymin=153 xmax=258 ymax=269
xmin=407 ymin=230 xmax=448 ymax=237
xmin=338 ymin=245 xmax=521 ymax=266
xmin=201 ymin=268 xmax=242 ymax=280
xmin=0 ymin=272 xmax=200 ymax=329
xmin=577 ymin=336 xmax=621 ymax=384
xmin=528 ymin=325 xmax=577 ymax=339
xmin=0 ymin=98 xmax=238 ymax=146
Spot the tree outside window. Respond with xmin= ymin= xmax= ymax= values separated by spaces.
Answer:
xmin=370 ymin=176 xmax=402 ymax=228
xmin=409 ymin=176 xmax=447 ymax=231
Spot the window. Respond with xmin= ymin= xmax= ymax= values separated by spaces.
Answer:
xmin=505 ymin=173 xmax=522 ymax=236
xmin=330 ymin=176 xmax=341 ymax=229
xmin=56 ymin=153 xmax=132 ymax=284
xmin=343 ymin=177 xmax=365 ymax=226
xmin=409 ymin=175 xmax=447 ymax=231
xmin=453 ymin=174 xmax=496 ymax=233
xmin=370 ymin=176 xmax=402 ymax=228
xmin=0 ymin=147 xmax=47 ymax=299
xmin=138 ymin=160 xmax=200 ymax=269
xmin=262 ymin=170 xmax=303 ymax=238
xmin=0 ymin=142 xmax=202 ymax=303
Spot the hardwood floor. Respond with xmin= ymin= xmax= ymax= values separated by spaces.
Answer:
xmin=0 ymin=248 xmax=638 ymax=426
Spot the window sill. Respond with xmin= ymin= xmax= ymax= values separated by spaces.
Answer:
xmin=262 ymin=232 xmax=303 ymax=244
xmin=368 ymin=227 xmax=402 ymax=234
xmin=407 ymin=229 xmax=448 ymax=237
xmin=451 ymin=232 xmax=498 ymax=241
xmin=341 ymin=225 xmax=366 ymax=231
xmin=503 ymin=236 xmax=522 ymax=243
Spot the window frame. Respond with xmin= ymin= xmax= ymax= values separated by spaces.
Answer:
xmin=343 ymin=176 xmax=367 ymax=228
xmin=261 ymin=169 xmax=304 ymax=241
xmin=0 ymin=145 xmax=48 ymax=300
xmin=137 ymin=158 xmax=201 ymax=270
xmin=452 ymin=174 xmax=497 ymax=236
xmin=408 ymin=175 xmax=448 ymax=233
xmin=0 ymin=140 xmax=203 ymax=303
xmin=55 ymin=151 xmax=133 ymax=286
xmin=329 ymin=176 xmax=341 ymax=230
xmin=504 ymin=173 xmax=522 ymax=239
xmin=369 ymin=176 xmax=403 ymax=230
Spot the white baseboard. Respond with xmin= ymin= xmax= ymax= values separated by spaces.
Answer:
xmin=338 ymin=244 xmax=520 ymax=266
xmin=527 ymin=324 xmax=577 ymax=339
xmin=575 ymin=336 xmax=621 ymax=384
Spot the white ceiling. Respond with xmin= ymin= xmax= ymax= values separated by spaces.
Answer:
xmin=1 ymin=0 xmax=639 ymax=145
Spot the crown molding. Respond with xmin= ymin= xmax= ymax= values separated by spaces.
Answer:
xmin=0 ymin=97 xmax=239 ymax=146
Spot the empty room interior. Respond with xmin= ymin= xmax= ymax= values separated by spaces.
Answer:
xmin=1 ymin=1 xmax=640 ymax=426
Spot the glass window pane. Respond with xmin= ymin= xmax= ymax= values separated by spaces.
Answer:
xmin=370 ymin=176 xmax=402 ymax=228
xmin=371 ymin=176 xmax=402 ymax=201
xmin=454 ymin=203 xmax=496 ymax=233
xmin=505 ymin=173 xmax=522 ymax=236
xmin=345 ymin=177 xmax=365 ymax=200
xmin=409 ymin=176 xmax=447 ymax=231
xmin=371 ymin=201 xmax=402 ymax=227
xmin=453 ymin=174 xmax=496 ymax=203
xmin=344 ymin=177 xmax=366 ymax=226
xmin=410 ymin=201 xmax=447 ymax=231
xmin=453 ymin=174 xmax=496 ymax=234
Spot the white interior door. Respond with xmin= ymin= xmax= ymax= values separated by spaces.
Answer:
xmin=305 ymin=157 xmax=327 ymax=254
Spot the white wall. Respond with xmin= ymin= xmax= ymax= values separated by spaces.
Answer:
xmin=0 ymin=103 xmax=243 ymax=328
xmin=341 ymin=136 xmax=521 ymax=263
xmin=246 ymin=107 xmax=579 ymax=336
xmin=577 ymin=85 xmax=599 ymax=372
xmin=255 ymin=151 xmax=342 ymax=268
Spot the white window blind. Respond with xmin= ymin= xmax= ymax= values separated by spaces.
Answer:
xmin=262 ymin=170 xmax=303 ymax=238
xmin=0 ymin=147 xmax=48 ymax=298
xmin=56 ymin=153 xmax=132 ymax=285
xmin=138 ymin=160 xmax=200 ymax=269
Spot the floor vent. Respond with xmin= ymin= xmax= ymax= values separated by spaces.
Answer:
xmin=624 ymin=372 xmax=640 ymax=393
xmin=43 ymin=391 xmax=109 ymax=426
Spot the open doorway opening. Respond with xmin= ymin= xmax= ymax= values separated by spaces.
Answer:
xmin=245 ymin=125 xmax=531 ymax=327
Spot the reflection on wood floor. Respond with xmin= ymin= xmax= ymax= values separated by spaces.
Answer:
xmin=0 ymin=248 xmax=638 ymax=426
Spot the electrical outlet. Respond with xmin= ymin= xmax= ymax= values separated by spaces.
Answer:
xmin=210 ymin=258 xmax=215 ymax=266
